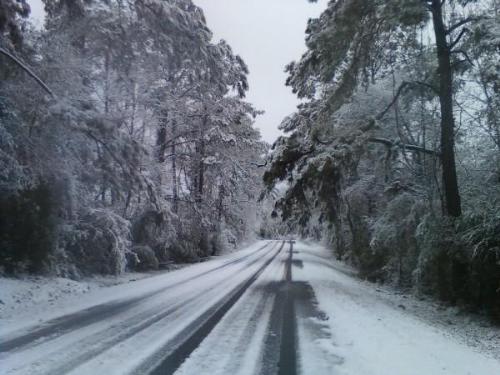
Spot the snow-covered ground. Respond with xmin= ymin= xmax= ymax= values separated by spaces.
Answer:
xmin=0 ymin=240 xmax=282 ymax=375
xmin=1 ymin=239 xmax=499 ymax=375
xmin=293 ymin=241 xmax=500 ymax=375
xmin=174 ymin=241 xmax=288 ymax=375
xmin=0 ymin=272 xmax=161 ymax=323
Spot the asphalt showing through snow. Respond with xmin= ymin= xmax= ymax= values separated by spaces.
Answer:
xmin=0 ymin=241 xmax=273 ymax=354
xmin=0 ymin=240 xmax=328 ymax=375
xmin=148 ymin=241 xmax=286 ymax=375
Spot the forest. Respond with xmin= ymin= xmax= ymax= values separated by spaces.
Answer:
xmin=1 ymin=0 xmax=266 ymax=276
xmin=1 ymin=0 xmax=499 ymax=322
xmin=263 ymin=0 xmax=500 ymax=320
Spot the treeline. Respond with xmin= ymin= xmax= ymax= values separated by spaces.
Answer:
xmin=0 ymin=0 xmax=265 ymax=276
xmin=264 ymin=0 xmax=500 ymax=320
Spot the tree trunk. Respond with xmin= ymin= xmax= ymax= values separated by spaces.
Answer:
xmin=171 ymin=119 xmax=178 ymax=213
xmin=217 ymin=184 xmax=225 ymax=221
xmin=430 ymin=0 xmax=462 ymax=217
xmin=157 ymin=110 xmax=168 ymax=163
xmin=196 ymin=111 xmax=208 ymax=203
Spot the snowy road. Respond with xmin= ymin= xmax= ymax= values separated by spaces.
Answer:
xmin=1 ymin=240 xmax=500 ymax=375
xmin=1 ymin=240 xmax=292 ymax=375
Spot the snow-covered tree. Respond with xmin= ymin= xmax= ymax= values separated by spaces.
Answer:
xmin=0 ymin=0 xmax=265 ymax=275
xmin=265 ymin=0 xmax=500 ymax=317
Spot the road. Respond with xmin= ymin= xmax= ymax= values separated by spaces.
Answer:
xmin=0 ymin=240 xmax=313 ymax=375
xmin=1 ymin=240 xmax=499 ymax=375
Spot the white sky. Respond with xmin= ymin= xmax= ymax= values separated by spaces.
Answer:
xmin=28 ymin=0 xmax=328 ymax=143
xmin=194 ymin=0 xmax=328 ymax=143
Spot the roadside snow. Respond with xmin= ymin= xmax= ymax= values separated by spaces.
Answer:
xmin=0 ymin=271 xmax=176 ymax=325
xmin=0 ymin=242 xmax=266 ymax=338
xmin=293 ymin=241 xmax=500 ymax=375
xmin=0 ymin=272 xmax=156 ymax=317
xmin=0 ymin=241 xmax=278 ymax=375
xmin=0 ymin=277 xmax=92 ymax=316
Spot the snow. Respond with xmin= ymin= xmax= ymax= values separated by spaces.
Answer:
xmin=1 ymin=240 xmax=499 ymax=375
xmin=0 ymin=240 xmax=279 ymax=375
xmin=0 ymin=272 xmax=160 ymax=322
xmin=174 ymin=242 xmax=288 ymax=375
xmin=293 ymin=241 xmax=500 ymax=375
xmin=0 ymin=241 xmax=268 ymax=338
xmin=0 ymin=277 xmax=92 ymax=315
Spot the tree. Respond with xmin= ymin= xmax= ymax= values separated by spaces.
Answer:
xmin=264 ymin=0 xmax=500 ymax=317
xmin=1 ymin=0 xmax=266 ymax=273
xmin=0 ymin=0 xmax=30 ymax=47
xmin=286 ymin=0 xmax=496 ymax=217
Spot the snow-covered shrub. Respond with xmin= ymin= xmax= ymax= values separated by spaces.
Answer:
xmin=0 ymin=115 xmax=34 ymax=194
xmin=456 ymin=212 xmax=500 ymax=320
xmin=343 ymin=176 xmax=383 ymax=279
xmin=370 ymin=193 xmax=425 ymax=286
xmin=131 ymin=209 xmax=174 ymax=262
xmin=168 ymin=239 xmax=198 ymax=262
xmin=220 ymin=226 xmax=238 ymax=251
xmin=208 ymin=231 xmax=225 ymax=256
xmin=415 ymin=215 xmax=474 ymax=305
xmin=64 ymin=209 xmax=130 ymax=275
xmin=127 ymin=245 xmax=159 ymax=271
xmin=0 ymin=183 xmax=56 ymax=274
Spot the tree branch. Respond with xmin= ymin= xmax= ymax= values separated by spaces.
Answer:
xmin=250 ymin=160 xmax=268 ymax=168
xmin=449 ymin=27 xmax=469 ymax=50
xmin=376 ymin=82 xmax=410 ymax=120
xmin=446 ymin=16 xmax=481 ymax=35
xmin=312 ymin=80 xmax=438 ymax=147
xmin=313 ymin=133 xmax=334 ymax=145
xmin=0 ymin=47 xmax=55 ymax=98
xmin=450 ymin=49 xmax=474 ymax=66
xmin=413 ymin=80 xmax=439 ymax=94
xmin=369 ymin=137 xmax=441 ymax=156
xmin=376 ymin=80 xmax=438 ymax=121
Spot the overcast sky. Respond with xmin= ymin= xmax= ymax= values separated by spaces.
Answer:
xmin=28 ymin=0 xmax=328 ymax=143
xmin=194 ymin=0 xmax=328 ymax=143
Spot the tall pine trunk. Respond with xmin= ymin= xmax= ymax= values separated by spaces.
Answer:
xmin=430 ymin=0 xmax=462 ymax=217
xmin=171 ymin=119 xmax=178 ymax=213
xmin=196 ymin=110 xmax=208 ymax=204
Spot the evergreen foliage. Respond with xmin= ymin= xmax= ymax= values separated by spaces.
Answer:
xmin=265 ymin=0 xmax=500 ymax=319
xmin=0 ymin=0 xmax=266 ymax=276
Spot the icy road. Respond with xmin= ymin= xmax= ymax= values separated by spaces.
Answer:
xmin=1 ymin=240 xmax=499 ymax=375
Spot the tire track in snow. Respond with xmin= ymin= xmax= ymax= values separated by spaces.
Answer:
xmin=263 ymin=241 xmax=334 ymax=375
xmin=1 ymin=242 xmax=280 ymax=375
xmin=174 ymin=242 xmax=287 ymax=375
xmin=136 ymin=241 xmax=287 ymax=375
xmin=278 ymin=240 xmax=297 ymax=375
xmin=44 ymin=242 xmax=282 ymax=375
xmin=260 ymin=240 xmax=297 ymax=375
xmin=0 ymin=241 xmax=273 ymax=354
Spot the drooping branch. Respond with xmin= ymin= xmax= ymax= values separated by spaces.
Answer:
xmin=83 ymin=130 xmax=129 ymax=174
xmin=376 ymin=81 xmax=438 ymax=121
xmin=0 ymin=47 xmax=55 ymax=98
xmin=368 ymin=137 xmax=441 ymax=156
xmin=312 ymin=80 xmax=439 ymax=147
xmin=376 ymin=82 xmax=411 ymax=120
